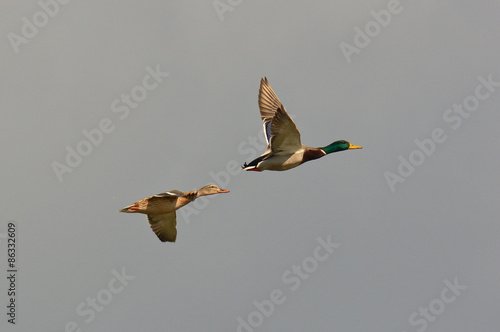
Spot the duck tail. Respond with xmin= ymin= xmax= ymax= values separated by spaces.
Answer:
xmin=241 ymin=158 xmax=263 ymax=172
xmin=241 ymin=163 xmax=262 ymax=172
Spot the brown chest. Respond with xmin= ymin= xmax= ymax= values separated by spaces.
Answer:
xmin=302 ymin=148 xmax=326 ymax=163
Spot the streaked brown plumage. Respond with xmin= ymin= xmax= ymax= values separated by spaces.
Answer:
xmin=119 ymin=185 xmax=229 ymax=242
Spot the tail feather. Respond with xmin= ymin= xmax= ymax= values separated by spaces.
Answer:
xmin=242 ymin=155 xmax=265 ymax=171
xmin=242 ymin=166 xmax=262 ymax=172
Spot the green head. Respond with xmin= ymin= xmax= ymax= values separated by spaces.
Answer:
xmin=321 ymin=140 xmax=362 ymax=154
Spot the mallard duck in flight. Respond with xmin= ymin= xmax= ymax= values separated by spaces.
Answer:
xmin=242 ymin=77 xmax=362 ymax=172
xmin=119 ymin=184 xmax=229 ymax=242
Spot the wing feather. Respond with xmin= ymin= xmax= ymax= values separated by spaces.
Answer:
xmin=269 ymin=105 xmax=302 ymax=154
xmin=147 ymin=212 xmax=177 ymax=242
xmin=259 ymin=77 xmax=282 ymax=123
xmin=152 ymin=190 xmax=185 ymax=198
xmin=258 ymin=77 xmax=282 ymax=147
xmin=257 ymin=77 xmax=301 ymax=154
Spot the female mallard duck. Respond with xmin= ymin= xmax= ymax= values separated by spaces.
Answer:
xmin=119 ymin=184 xmax=229 ymax=242
xmin=242 ymin=77 xmax=362 ymax=172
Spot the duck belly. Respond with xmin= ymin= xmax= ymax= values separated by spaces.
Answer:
xmin=258 ymin=154 xmax=303 ymax=171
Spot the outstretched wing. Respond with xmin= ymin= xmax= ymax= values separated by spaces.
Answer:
xmin=258 ymin=78 xmax=301 ymax=154
xmin=151 ymin=190 xmax=185 ymax=198
xmin=259 ymin=77 xmax=283 ymax=145
xmin=147 ymin=212 xmax=177 ymax=242
xmin=269 ymin=105 xmax=302 ymax=154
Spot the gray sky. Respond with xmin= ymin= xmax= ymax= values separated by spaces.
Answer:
xmin=1 ymin=1 xmax=499 ymax=331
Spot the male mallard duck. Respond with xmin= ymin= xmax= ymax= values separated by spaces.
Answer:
xmin=119 ymin=184 xmax=229 ymax=242
xmin=242 ymin=77 xmax=362 ymax=171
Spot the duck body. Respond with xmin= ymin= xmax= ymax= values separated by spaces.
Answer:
xmin=242 ymin=77 xmax=362 ymax=172
xmin=120 ymin=190 xmax=195 ymax=215
xmin=119 ymin=185 xmax=229 ymax=242
xmin=244 ymin=146 xmax=326 ymax=171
